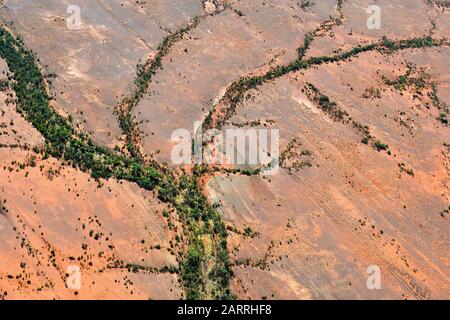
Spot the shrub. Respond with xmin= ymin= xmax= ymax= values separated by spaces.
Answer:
xmin=374 ymin=140 xmax=389 ymax=151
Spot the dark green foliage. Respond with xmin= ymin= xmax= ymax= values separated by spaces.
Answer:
xmin=383 ymin=65 xmax=431 ymax=92
xmin=373 ymin=140 xmax=389 ymax=151
xmin=0 ymin=28 xmax=161 ymax=187
xmin=299 ymin=0 xmax=315 ymax=11
xmin=305 ymin=83 xmax=349 ymax=121
xmin=0 ymin=27 xmax=232 ymax=300
xmin=0 ymin=79 xmax=9 ymax=91
xmin=210 ymin=36 xmax=444 ymax=131
xmin=181 ymin=244 xmax=204 ymax=300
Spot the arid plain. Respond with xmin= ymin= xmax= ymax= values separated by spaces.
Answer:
xmin=0 ymin=0 xmax=449 ymax=300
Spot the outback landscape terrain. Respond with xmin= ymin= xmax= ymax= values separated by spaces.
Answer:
xmin=0 ymin=0 xmax=449 ymax=300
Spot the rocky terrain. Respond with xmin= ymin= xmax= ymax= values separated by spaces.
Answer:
xmin=0 ymin=0 xmax=449 ymax=300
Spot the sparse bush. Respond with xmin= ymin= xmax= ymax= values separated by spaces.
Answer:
xmin=373 ymin=140 xmax=389 ymax=151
